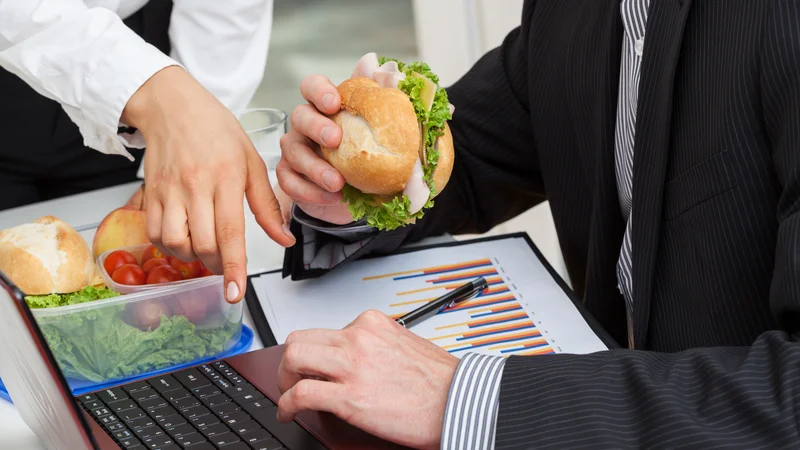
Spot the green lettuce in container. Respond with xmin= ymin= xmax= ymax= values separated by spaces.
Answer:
xmin=25 ymin=280 xmax=241 ymax=383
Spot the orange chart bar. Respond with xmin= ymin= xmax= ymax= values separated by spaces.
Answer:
xmin=363 ymin=259 xmax=493 ymax=281
xmin=435 ymin=311 xmax=529 ymax=330
xmin=396 ymin=276 xmax=504 ymax=296
xmin=445 ymin=329 xmax=543 ymax=353
xmin=428 ymin=268 xmax=498 ymax=284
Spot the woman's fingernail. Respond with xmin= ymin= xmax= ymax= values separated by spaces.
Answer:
xmin=226 ymin=281 xmax=240 ymax=302
xmin=323 ymin=169 xmax=338 ymax=190
xmin=320 ymin=127 xmax=333 ymax=145
xmin=282 ymin=223 xmax=295 ymax=240
xmin=322 ymin=93 xmax=335 ymax=110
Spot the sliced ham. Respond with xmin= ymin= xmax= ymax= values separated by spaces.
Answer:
xmin=352 ymin=53 xmax=380 ymax=79
xmin=403 ymin=158 xmax=431 ymax=214
xmin=374 ymin=61 xmax=406 ymax=89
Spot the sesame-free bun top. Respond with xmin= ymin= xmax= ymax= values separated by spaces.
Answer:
xmin=0 ymin=216 xmax=97 ymax=295
xmin=320 ymin=77 xmax=454 ymax=197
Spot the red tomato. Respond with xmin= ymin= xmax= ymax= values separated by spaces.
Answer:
xmin=141 ymin=257 xmax=169 ymax=274
xmin=172 ymin=294 xmax=209 ymax=323
xmin=141 ymin=245 xmax=166 ymax=264
xmin=146 ymin=265 xmax=182 ymax=285
xmin=170 ymin=258 xmax=202 ymax=279
xmin=199 ymin=267 xmax=215 ymax=277
xmin=104 ymin=250 xmax=137 ymax=276
xmin=112 ymin=264 xmax=146 ymax=285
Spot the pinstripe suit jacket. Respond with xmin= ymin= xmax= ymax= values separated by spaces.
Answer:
xmin=284 ymin=0 xmax=800 ymax=447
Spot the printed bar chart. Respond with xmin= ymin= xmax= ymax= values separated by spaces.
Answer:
xmin=253 ymin=236 xmax=608 ymax=359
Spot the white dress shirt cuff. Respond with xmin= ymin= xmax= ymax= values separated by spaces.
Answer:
xmin=441 ymin=353 xmax=506 ymax=450
xmin=75 ymin=34 xmax=179 ymax=162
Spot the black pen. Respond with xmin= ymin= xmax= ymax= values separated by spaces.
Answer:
xmin=395 ymin=277 xmax=488 ymax=329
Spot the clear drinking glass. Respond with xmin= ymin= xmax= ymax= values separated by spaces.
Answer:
xmin=239 ymin=108 xmax=287 ymax=170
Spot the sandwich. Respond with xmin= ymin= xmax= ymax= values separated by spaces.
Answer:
xmin=0 ymin=216 xmax=115 ymax=306
xmin=320 ymin=53 xmax=455 ymax=231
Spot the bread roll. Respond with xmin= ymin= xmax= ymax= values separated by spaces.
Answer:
xmin=0 ymin=216 xmax=96 ymax=295
xmin=320 ymin=77 xmax=421 ymax=195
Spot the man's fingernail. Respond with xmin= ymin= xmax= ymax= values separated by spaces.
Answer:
xmin=322 ymin=169 xmax=338 ymax=191
xmin=323 ymin=192 xmax=340 ymax=204
xmin=226 ymin=281 xmax=240 ymax=302
xmin=322 ymin=93 xmax=335 ymax=110
xmin=320 ymin=127 xmax=333 ymax=145
xmin=282 ymin=223 xmax=295 ymax=240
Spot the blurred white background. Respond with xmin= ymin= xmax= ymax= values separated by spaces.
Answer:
xmin=252 ymin=0 xmax=568 ymax=285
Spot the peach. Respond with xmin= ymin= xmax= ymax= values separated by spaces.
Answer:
xmin=92 ymin=206 xmax=149 ymax=258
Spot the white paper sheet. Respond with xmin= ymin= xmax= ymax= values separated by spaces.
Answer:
xmin=252 ymin=237 xmax=608 ymax=358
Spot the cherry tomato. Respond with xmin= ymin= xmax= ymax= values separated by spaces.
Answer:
xmin=199 ymin=267 xmax=215 ymax=277
xmin=141 ymin=245 xmax=166 ymax=264
xmin=170 ymin=258 xmax=202 ymax=279
xmin=146 ymin=265 xmax=182 ymax=285
xmin=141 ymin=257 xmax=170 ymax=274
xmin=172 ymin=294 xmax=209 ymax=323
xmin=104 ymin=250 xmax=137 ymax=276
xmin=112 ymin=264 xmax=146 ymax=285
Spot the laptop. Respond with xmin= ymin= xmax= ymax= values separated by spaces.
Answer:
xmin=0 ymin=270 xmax=403 ymax=450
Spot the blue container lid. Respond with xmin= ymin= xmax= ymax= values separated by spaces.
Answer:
xmin=0 ymin=325 xmax=254 ymax=404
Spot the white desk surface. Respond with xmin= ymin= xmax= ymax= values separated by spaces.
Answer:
xmin=0 ymin=180 xmax=452 ymax=449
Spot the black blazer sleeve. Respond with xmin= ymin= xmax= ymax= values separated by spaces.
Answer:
xmin=495 ymin=4 xmax=800 ymax=448
xmin=283 ymin=7 xmax=546 ymax=280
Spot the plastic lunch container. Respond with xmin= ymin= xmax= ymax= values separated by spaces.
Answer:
xmin=31 ymin=246 xmax=242 ymax=386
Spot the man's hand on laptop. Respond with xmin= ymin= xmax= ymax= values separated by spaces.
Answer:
xmin=276 ymin=310 xmax=459 ymax=450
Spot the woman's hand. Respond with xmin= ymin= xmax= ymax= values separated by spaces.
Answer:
xmin=122 ymin=66 xmax=295 ymax=303
xmin=275 ymin=75 xmax=354 ymax=225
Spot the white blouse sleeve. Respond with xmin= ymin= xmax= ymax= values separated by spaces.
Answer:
xmin=0 ymin=0 xmax=179 ymax=161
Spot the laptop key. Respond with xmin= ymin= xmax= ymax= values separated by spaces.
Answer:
xmin=92 ymin=407 xmax=111 ymax=418
xmin=148 ymin=405 xmax=177 ymax=420
xmin=251 ymin=438 xmax=283 ymax=450
xmin=174 ymin=368 xmax=210 ymax=390
xmin=210 ymin=432 xmax=240 ymax=446
xmin=173 ymin=432 xmax=207 ymax=448
xmin=220 ymin=411 xmax=250 ymax=426
xmin=213 ymin=378 xmax=232 ymax=390
xmin=199 ymin=422 xmax=229 ymax=438
xmin=77 ymin=394 xmax=97 ymax=404
xmin=130 ymin=388 xmax=161 ymax=402
xmin=240 ymin=429 xmax=273 ymax=445
xmin=223 ymin=383 xmax=254 ymax=397
xmin=127 ymin=416 xmax=156 ymax=430
xmin=180 ymin=405 xmax=210 ymax=419
xmin=98 ymin=387 xmax=128 ymax=403
xmin=139 ymin=396 xmax=168 ymax=411
xmin=123 ymin=381 xmax=151 ymax=394
xmin=149 ymin=375 xmax=181 ymax=394
xmin=114 ymin=429 xmax=135 ymax=440
xmin=84 ymin=400 xmax=104 ymax=410
xmin=230 ymin=420 xmax=262 ymax=435
xmin=189 ymin=413 xmax=220 ymax=428
xmin=100 ymin=415 xmax=120 ymax=426
xmin=231 ymin=391 xmax=264 ymax=405
xmin=218 ymin=443 xmax=249 ymax=450
xmin=165 ymin=423 xmax=196 ymax=438
xmin=105 ymin=421 xmax=126 ymax=432
xmin=120 ymin=408 xmax=147 ymax=422
xmin=157 ymin=414 xmax=187 ymax=429
xmin=134 ymin=425 xmax=164 ymax=439
xmin=210 ymin=401 xmax=239 ymax=417
xmin=201 ymin=393 xmax=231 ymax=408
xmin=119 ymin=437 xmax=142 ymax=449
xmin=228 ymin=375 xmax=246 ymax=385
xmin=241 ymin=400 xmax=269 ymax=415
xmin=249 ymin=405 xmax=326 ymax=450
xmin=142 ymin=434 xmax=174 ymax=449
xmin=184 ymin=443 xmax=215 ymax=450
xmin=108 ymin=399 xmax=138 ymax=413
xmin=163 ymin=388 xmax=191 ymax=402
xmin=173 ymin=396 xmax=201 ymax=410
xmin=191 ymin=385 xmax=220 ymax=399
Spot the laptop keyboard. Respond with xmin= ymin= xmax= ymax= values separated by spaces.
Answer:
xmin=79 ymin=361 xmax=326 ymax=450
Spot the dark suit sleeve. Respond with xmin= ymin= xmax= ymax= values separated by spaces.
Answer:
xmin=283 ymin=3 xmax=544 ymax=280
xmin=495 ymin=4 xmax=800 ymax=448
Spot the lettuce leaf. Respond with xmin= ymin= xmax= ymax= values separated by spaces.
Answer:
xmin=26 ymin=287 xmax=238 ymax=383
xmin=342 ymin=184 xmax=433 ymax=232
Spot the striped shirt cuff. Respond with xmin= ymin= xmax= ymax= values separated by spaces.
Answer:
xmin=441 ymin=353 xmax=506 ymax=450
